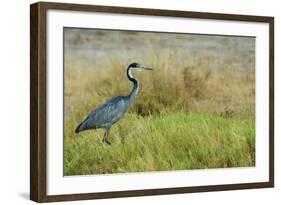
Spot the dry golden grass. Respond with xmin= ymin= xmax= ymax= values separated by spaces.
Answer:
xmin=64 ymin=48 xmax=255 ymax=119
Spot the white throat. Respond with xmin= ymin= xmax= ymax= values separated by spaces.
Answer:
xmin=128 ymin=68 xmax=133 ymax=79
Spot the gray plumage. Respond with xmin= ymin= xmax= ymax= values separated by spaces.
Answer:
xmin=75 ymin=62 xmax=153 ymax=144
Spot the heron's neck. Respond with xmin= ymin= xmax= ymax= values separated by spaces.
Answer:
xmin=127 ymin=67 xmax=139 ymax=100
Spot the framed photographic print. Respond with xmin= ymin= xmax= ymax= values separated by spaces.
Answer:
xmin=30 ymin=1 xmax=274 ymax=202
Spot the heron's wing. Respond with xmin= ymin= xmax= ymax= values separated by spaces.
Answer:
xmin=84 ymin=96 xmax=127 ymax=129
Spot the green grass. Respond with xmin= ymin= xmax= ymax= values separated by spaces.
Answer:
xmin=64 ymin=111 xmax=255 ymax=175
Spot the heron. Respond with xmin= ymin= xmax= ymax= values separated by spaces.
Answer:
xmin=75 ymin=62 xmax=153 ymax=145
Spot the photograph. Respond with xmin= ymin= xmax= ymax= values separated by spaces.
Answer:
xmin=29 ymin=2 xmax=274 ymax=202
xmin=63 ymin=28 xmax=256 ymax=176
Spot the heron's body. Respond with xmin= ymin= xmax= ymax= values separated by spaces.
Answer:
xmin=75 ymin=62 xmax=152 ymax=144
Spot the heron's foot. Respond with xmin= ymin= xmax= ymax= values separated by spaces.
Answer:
xmin=102 ymin=138 xmax=111 ymax=145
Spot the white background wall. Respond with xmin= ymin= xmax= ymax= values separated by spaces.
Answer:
xmin=0 ymin=0 xmax=279 ymax=204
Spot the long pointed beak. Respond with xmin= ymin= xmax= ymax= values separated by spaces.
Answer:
xmin=141 ymin=67 xmax=154 ymax=71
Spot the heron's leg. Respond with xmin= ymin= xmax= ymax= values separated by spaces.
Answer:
xmin=102 ymin=127 xmax=111 ymax=145
xmin=116 ymin=123 xmax=125 ymax=144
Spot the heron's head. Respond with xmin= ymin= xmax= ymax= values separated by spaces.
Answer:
xmin=128 ymin=62 xmax=153 ymax=71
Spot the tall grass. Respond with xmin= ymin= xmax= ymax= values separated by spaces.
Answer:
xmin=64 ymin=111 xmax=254 ymax=175
xmin=65 ymin=49 xmax=255 ymax=118
xmin=64 ymin=48 xmax=255 ymax=175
